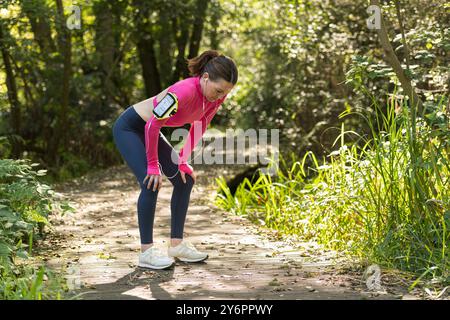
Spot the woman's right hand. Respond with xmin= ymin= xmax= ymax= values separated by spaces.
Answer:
xmin=143 ymin=174 xmax=163 ymax=191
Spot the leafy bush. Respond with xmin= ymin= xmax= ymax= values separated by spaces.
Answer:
xmin=0 ymin=158 xmax=74 ymax=299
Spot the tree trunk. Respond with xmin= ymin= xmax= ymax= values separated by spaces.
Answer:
xmin=184 ymin=0 xmax=208 ymax=78
xmin=137 ymin=35 xmax=161 ymax=97
xmin=209 ymin=1 xmax=221 ymax=50
xmin=157 ymin=8 xmax=173 ymax=87
xmin=50 ymin=0 xmax=72 ymax=165
xmin=370 ymin=0 xmax=423 ymax=114
xmin=133 ymin=0 xmax=161 ymax=97
xmin=94 ymin=2 xmax=116 ymax=109
xmin=171 ymin=16 xmax=190 ymax=82
xmin=187 ymin=0 xmax=209 ymax=61
xmin=21 ymin=0 xmax=59 ymax=161
xmin=0 ymin=22 xmax=21 ymax=158
xmin=22 ymin=0 xmax=57 ymax=55
xmin=111 ymin=2 xmax=130 ymax=107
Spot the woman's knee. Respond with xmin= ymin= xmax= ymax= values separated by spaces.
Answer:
xmin=170 ymin=172 xmax=194 ymax=189
xmin=139 ymin=179 xmax=160 ymax=194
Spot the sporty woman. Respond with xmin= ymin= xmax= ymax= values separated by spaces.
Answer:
xmin=113 ymin=50 xmax=238 ymax=269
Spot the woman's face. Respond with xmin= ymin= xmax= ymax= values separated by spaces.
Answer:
xmin=201 ymin=73 xmax=234 ymax=102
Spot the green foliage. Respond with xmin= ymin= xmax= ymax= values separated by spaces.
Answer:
xmin=213 ymin=2 xmax=448 ymax=286
xmin=214 ymin=0 xmax=449 ymax=161
xmin=54 ymin=152 xmax=91 ymax=182
xmin=0 ymin=0 xmax=449 ymax=295
xmin=0 ymin=0 xmax=216 ymax=181
xmin=0 ymin=158 xmax=74 ymax=299
xmin=216 ymin=96 xmax=450 ymax=286
xmin=0 ymin=261 xmax=66 ymax=300
xmin=1 ymin=0 xmax=447 ymax=182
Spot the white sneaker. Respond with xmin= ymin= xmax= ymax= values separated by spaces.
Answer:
xmin=168 ymin=241 xmax=208 ymax=262
xmin=138 ymin=246 xmax=175 ymax=270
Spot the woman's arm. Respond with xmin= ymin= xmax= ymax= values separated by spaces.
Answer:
xmin=144 ymin=114 xmax=168 ymax=176
xmin=178 ymin=105 xmax=219 ymax=175
xmin=144 ymin=84 xmax=194 ymax=176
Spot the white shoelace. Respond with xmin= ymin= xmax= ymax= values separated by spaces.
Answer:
xmin=183 ymin=241 xmax=199 ymax=253
xmin=143 ymin=247 xmax=165 ymax=258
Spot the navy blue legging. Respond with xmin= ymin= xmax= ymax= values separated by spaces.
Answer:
xmin=112 ymin=106 xmax=194 ymax=244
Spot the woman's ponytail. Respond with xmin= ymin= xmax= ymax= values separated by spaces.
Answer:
xmin=187 ymin=50 xmax=220 ymax=77
xmin=187 ymin=50 xmax=238 ymax=85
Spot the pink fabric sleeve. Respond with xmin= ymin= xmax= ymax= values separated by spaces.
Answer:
xmin=145 ymin=112 xmax=168 ymax=176
xmin=145 ymin=84 xmax=194 ymax=176
xmin=178 ymin=105 xmax=220 ymax=175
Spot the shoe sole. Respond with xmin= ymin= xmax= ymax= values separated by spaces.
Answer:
xmin=138 ymin=262 xmax=175 ymax=270
xmin=174 ymin=255 xmax=209 ymax=263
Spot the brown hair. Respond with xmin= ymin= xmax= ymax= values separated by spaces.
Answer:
xmin=187 ymin=50 xmax=238 ymax=85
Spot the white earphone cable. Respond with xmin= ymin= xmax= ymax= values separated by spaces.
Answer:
xmin=189 ymin=77 xmax=209 ymax=164
xmin=148 ymin=76 xmax=212 ymax=180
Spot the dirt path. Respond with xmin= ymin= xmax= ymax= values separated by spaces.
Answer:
xmin=36 ymin=165 xmax=417 ymax=300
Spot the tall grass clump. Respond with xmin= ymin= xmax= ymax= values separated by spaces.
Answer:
xmin=0 ymin=158 xmax=74 ymax=299
xmin=216 ymin=95 xmax=449 ymax=285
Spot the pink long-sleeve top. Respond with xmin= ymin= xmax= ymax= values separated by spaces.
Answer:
xmin=144 ymin=76 xmax=227 ymax=176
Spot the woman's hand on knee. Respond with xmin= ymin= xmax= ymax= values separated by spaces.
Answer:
xmin=143 ymin=174 xmax=163 ymax=191
xmin=180 ymin=171 xmax=196 ymax=184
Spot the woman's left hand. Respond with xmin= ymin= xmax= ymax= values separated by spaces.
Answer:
xmin=180 ymin=170 xmax=196 ymax=184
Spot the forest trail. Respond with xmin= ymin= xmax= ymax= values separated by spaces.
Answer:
xmin=37 ymin=165 xmax=415 ymax=300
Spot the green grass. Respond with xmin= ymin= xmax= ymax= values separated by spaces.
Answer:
xmin=216 ymin=95 xmax=449 ymax=287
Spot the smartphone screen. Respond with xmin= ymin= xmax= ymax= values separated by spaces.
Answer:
xmin=154 ymin=94 xmax=175 ymax=118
